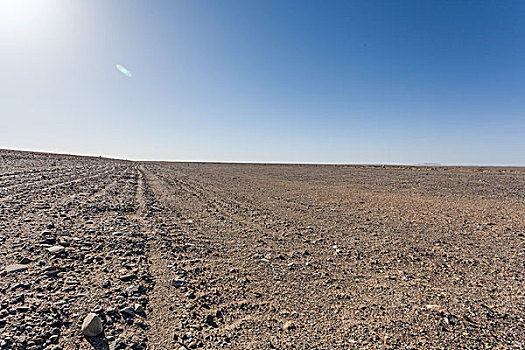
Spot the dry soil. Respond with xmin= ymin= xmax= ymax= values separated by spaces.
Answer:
xmin=1 ymin=150 xmax=524 ymax=349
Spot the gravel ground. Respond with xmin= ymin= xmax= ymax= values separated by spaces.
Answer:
xmin=1 ymin=149 xmax=524 ymax=349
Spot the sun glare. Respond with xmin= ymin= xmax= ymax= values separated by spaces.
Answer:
xmin=0 ymin=0 xmax=67 ymax=56
xmin=0 ymin=0 xmax=58 ymax=41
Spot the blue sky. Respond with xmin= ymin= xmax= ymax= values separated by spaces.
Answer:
xmin=1 ymin=1 xmax=524 ymax=164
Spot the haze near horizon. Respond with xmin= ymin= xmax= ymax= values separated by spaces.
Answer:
xmin=1 ymin=1 xmax=524 ymax=165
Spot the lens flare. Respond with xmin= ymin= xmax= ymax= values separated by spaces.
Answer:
xmin=116 ymin=64 xmax=132 ymax=78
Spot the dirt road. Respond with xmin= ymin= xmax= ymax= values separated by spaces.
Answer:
xmin=1 ymin=150 xmax=524 ymax=349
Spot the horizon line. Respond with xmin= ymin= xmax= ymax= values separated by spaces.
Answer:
xmin=2 ymin=147 xmax=525 ymax=168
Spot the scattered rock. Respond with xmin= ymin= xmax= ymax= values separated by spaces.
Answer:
xmin=283 ymin=320 xmax=295 ymax=331
xmin=120 ymin=307 xmax=136 ymax=318
xmin=120 ymin=274 xmax=136 ymax=282
xmin=19 ymin=257 xmax=32 ymax=264
xmin=46 ymin=245 xmax=65 ymax=254
xmin=81 ymin=313 xmax=103 ymax=337
xmin=172 ymin=279 xmax=185 ymax=288
xmin=134 ymin=303 xmax=145 ymax=315
xmin=110 ymin=338 xmax=123 ymax=350
xmin=4 ymin=264 xmax=28 ymax=274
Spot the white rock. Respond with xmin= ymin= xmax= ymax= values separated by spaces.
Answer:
xmin=5 ymin=264 xmax=28 ymax=274
xmin=47 ymin=246 xmax=65 ymax=254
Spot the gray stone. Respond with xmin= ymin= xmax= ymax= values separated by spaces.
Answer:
xmin=120 ymin=274 xmax=135 ymax=281
xmin=134 ymin=303 xmax=144 ymax=315
xmin=172 ymin=279 xmax=185 ymax=288
xmin=19 ymin=257 xmax=32 ymax=265
xmin=81 ymin=313 xmax=103 ymax=337
xmin=120 ymin=307 xmax=135 ymax=318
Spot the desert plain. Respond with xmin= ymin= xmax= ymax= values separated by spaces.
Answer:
xmin=0 ymin=149 xmax=524 ymax=349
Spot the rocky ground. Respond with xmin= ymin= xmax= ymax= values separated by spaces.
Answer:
xmin=1 ymin=149 xmax=524 ymax=349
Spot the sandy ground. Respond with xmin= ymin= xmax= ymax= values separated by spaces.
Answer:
xmin=1 ymin=149 xmax=524 ymax=349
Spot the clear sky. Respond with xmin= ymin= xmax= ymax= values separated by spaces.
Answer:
xmin=1 ymin=1 xmax=524 ymax=165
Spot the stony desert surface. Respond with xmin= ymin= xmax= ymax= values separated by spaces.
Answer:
xmin=1 ymin=149 xmax=524 ymax=349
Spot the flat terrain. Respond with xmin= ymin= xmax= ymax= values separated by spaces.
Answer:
xmin=1 ymin=149 xmax=524 ymax=349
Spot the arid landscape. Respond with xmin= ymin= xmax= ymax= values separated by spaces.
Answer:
xmin=1 ymin=149 xmax=524 ymax=349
